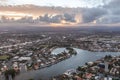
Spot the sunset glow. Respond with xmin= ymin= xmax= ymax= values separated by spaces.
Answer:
xmin=0 ymin=0 xmax=119 ymax=26
xmin=0 ymin=11 xmax=33 ymax=19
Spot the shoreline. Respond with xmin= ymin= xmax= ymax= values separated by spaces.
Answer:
xmin=14 ymin=48 xmax=119 ymax=80
xmin=52 ymin=55 xmax=120 ymax=80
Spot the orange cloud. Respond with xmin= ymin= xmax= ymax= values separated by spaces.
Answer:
xmin=0 ymin=11 xmax=33 ymax=19
xmin=0 ymin=5 xmax=82 ymax=18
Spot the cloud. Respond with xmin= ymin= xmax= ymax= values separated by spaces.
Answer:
xmin=103 ymin=0 xmax=120 ymax=15
xmin=95 ymin=0 xmax=120 ymax=24
xmin=38 ymin=14 xmax=62 ymax=23
xmin=80 ymin=8 xmax=107 ymax=23
xmin=79 ymin=0 xmax=120 ymax=24
xmin=0 ymin=0 xmax=111 ymax=8
xmin=0 ymin=0 xmax=7 ymax=5
xmin=16 ymin=16 xmax=34 ymax=23
xmin=63 ymin=13 xmax=76 ymax=22
xmin=0 ymin=0 xmax=120 ymax=24
xmin=0 ymin=5 xmax=76 ymax=17
xmin=0 ymin=0 xmax=7 ymax=2
xmin=104 ymin=0 xmax=120 ymax=8
xmin=96 ymin=15 xmax=120 ymax=24
xmin=38 ymin=13 xmax=76 ymax=23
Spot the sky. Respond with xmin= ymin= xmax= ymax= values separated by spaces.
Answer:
xmin=0 ymin=0 xmax=120 ymax=27
xmin=0 ymin=0 xmax=111 ymax=7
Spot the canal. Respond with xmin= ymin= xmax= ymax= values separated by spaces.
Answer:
xmin=15 ymin=48 xmax=120 ymax=80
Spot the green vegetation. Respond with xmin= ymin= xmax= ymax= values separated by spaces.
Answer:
xmin=4 ymin=69 xmax=16 ymax=80
xmin=0 ymin=55 xmax=10 ymax=60
xmin=66 ymin=47 xmax=77 ymax=55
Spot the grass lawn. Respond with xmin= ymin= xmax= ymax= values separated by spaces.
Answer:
xmin=0 ymin=55 xmax=9 ymax=60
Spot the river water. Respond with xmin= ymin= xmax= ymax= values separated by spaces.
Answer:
xmin=15 ymin=48 xmax=120 ymax=80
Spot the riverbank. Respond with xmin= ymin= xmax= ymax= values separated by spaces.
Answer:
xmin=0 ymin=47 xmax=77 ymax=80
xmin=52 ymin=55 xmax=120 ymax=80
xmin=29 ymin=47 xmax=77 ymax=70
xmin=14 ymin=49 xmax=120 ymax=80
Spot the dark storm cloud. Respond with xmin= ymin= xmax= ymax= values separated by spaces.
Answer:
xmin=80 ymin=8 xmax=107 ymax=23
xmin=38 ymin=13 xmax=76 ymax=23
xmin=96 ymin=15 xmax=120 ymax=24
xmin=95 ymin=0 xmax=120 ymax=24
xmin=16 ymin=16 xmax=34 ymax=23
xmin=77 ymin=0 xmax=120 ymax=24
xmin=103 ymin=0 xmax=120 ymax=15
xmin=63 ymin=13 xmax=76 ymax=22
xmin=104 ymin=0 xmax=120 ymax=8
xmin=39 ymin=14 xmax=62 ymax=23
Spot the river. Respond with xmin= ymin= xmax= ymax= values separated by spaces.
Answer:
xmin=15 ymin=48 xmax=120 ymax=80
